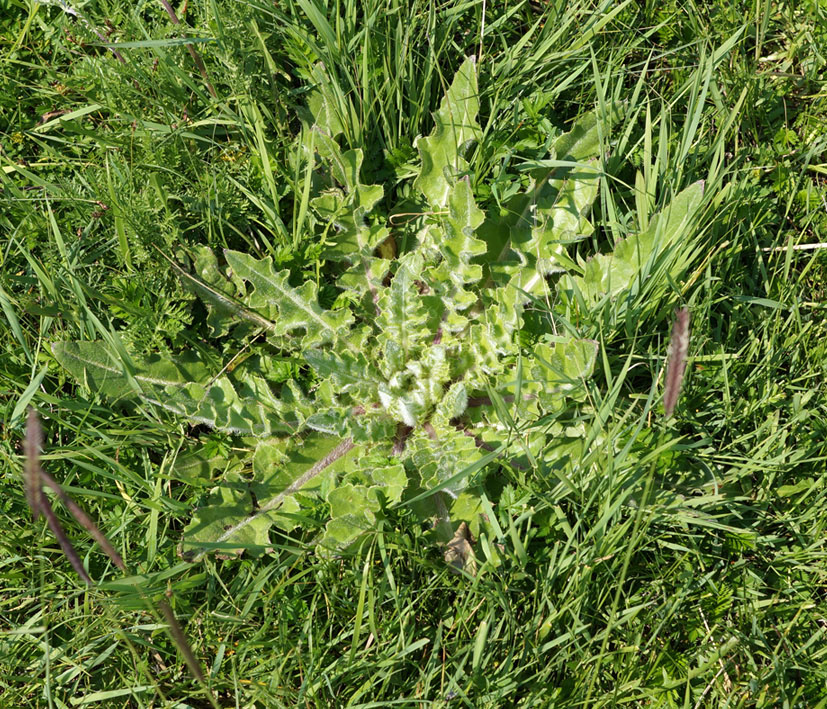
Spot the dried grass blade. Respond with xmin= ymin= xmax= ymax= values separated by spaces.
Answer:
xmin=39 ymin=470 xmax=127 ymax=571
xmin=158 ymin=597 xmax=206 ymax=684
xmin=157 ymin=0 xmax=217 ymax=98
xmin=24 ymin=407 xmax=42 ymax=521
xmin=38 ymin=493 xmax=93 ymax=585
xmin=664 ymin=307 xmax=691 ymax=417
xmin=22 ymin=411 xmax=215 ymax=704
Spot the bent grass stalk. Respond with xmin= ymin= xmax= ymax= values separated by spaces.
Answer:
xmin=158 ymin=0 xmax=217 ymax=98
xmin=23 ymin=407 xmax=218 ymax=707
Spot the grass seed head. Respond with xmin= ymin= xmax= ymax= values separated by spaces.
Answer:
xmin=664 ymin=307 xmax=690 ymax=418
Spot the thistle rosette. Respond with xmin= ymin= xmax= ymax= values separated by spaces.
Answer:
xmin=53 ymin=57 xmax=613 ymax=560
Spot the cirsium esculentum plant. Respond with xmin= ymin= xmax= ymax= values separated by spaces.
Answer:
xmin=53 ymin=57 xmax=703 ymax=563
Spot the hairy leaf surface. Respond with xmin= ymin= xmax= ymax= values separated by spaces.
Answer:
xmin=415 ymin=56 xmax=480 ymax=209
xmin=53 ymin=59 xmax=616 ymax=562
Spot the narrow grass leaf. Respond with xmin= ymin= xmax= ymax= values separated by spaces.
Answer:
xmin=0 ymin=283 xmax=33 ymax=361
xmin=11 ymin=366 xmax=48 ymax=428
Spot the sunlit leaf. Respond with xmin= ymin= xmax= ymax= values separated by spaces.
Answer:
xmin=415 ymin=56 xmax=480 ymax=209
xmin=54 ymin=59 xmax=606 ymax=563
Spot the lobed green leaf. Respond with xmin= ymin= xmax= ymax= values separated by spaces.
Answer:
xmin=414 ymin=57 xmax=481 ymax=209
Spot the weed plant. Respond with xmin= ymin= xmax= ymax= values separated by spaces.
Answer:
xmin=2 ymin=0 xmax=827 ymax=706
